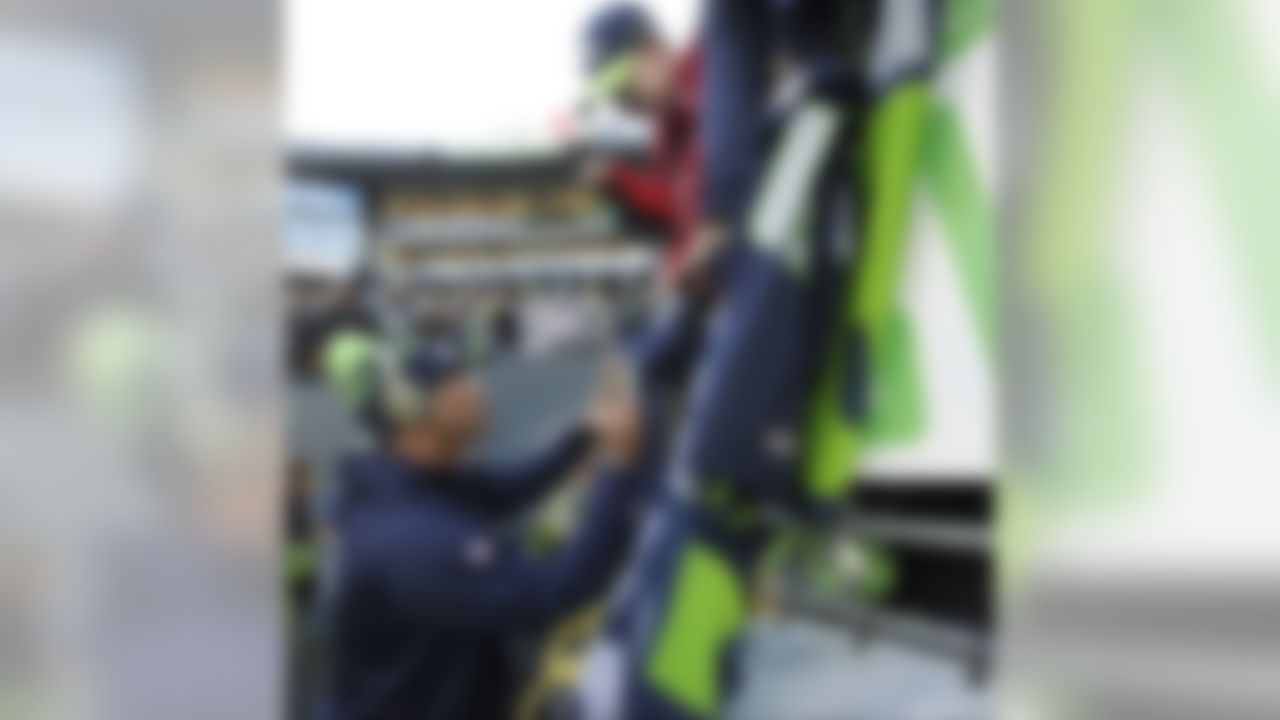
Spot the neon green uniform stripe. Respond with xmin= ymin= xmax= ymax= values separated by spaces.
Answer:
xmin=940 ymin=0 xmax=994 ymax=61
xmin=867 ymin=308 xmax=927 ymax=441
xmin=921 ymin=104 xmax=995 ymax=355
xmin=645 ymin=542 xmax=747 ymax=717
xmin=804 ymin=82 xmax=932 ymax=502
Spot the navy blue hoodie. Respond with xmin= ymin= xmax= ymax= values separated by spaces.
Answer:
xmin=329 ymin=428 xmax=645 ymax=719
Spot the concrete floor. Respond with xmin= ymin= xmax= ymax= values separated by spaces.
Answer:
xmin=729 ymin=618 xmax=991 ymax=720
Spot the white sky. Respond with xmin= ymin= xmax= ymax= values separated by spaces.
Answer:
xmin=286 ymin=0 xmax=698 ymax=150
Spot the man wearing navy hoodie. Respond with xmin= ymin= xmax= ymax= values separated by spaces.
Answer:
xmin=327 ymin=346 xmax=647 ymax=719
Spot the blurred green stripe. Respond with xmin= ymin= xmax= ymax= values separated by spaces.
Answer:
xmin=941 ymin=0 xmax=994 ymax=61
xmin=921 ymin=104 xmax=995 ymax=354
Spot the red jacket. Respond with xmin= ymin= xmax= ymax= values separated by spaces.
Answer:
xmin=605 ymin=49 xmax=701 ymax=283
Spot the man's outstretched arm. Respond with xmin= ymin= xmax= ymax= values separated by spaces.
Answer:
xmin=454 ymin=425 xmax=596 ymax=516
xmin=380 ymin=462 xmax=649 ymax=635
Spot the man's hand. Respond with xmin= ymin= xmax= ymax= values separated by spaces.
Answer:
xmin=586 ymin=399 xmax=642 ymax=467
xmin=674 ymin=222 xmax=728 ymax=301
xmin=585 ymin=356 xmax=642 ymax=467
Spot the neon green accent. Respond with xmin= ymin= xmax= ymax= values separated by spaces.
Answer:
xmin=528 ymin=487 xmax=578 ymax=555
xmin=867 ymin=308 xmax=926 ymax=442
xmin=922 ymin=105 xmax=995 ymax=355
xmin=646 ymin=543 xmax=747 ymax=718
xmin=803 ymin=83 xmax=932 ymax=502
xmin=940 ymin=0 xmax=995 ymax=61
xmin=323 ymin=329 xmax=377 ymax=409
xmin=586 ymin=52 xmax=639 ymax=105
xmin=854 ymin=85 xmax=930 ymax=329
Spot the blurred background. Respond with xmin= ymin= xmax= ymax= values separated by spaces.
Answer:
xmin=0 ymin=0 xmax=1275 ymax=718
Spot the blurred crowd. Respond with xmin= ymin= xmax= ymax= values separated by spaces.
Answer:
xmin=287 ymin=276 xmax=652 ymax=385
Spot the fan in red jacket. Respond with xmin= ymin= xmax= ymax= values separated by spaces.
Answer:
xmin=581 ymin=4 xmax=720 ymax=290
